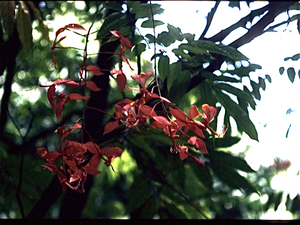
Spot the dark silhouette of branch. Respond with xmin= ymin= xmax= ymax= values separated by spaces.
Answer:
xmin=229 ymin=2 xmax=295 ymax=48
xmin=0 ymin=27 xmax=22 ymax=135
xmin=187 ymin=2 xmax=295 ymax=93
xmin=207 ymin=4 xmax=270 ymax=43
xmin=199 ymin=1 xmax=220 ymax=40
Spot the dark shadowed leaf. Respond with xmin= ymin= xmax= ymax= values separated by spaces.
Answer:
xmin=287 ymin=67 xmax=296 ymax=83
xmin=0 ymin=1 xmax=16 ymax=36
xmin=127 ymin=177 xmax=153 ymax=211
xmin=208 ymin=150 xmax=255 ymax=173
xmin=214 ymin=136 xmax=241 ymax=148
xmin=265 ymin=74 xmax=272 ymax=83
xmin=210 ymin=164 xmax=257 ymax=195
xmin=279 ymin=67 xmax=285 ymax=75
xmin=16 ymin=1 xmax=32 ymax=50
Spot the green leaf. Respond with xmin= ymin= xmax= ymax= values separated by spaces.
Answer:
xmin=127 ymin=177 xmax=153 ymax=211
xmin=167 ymin=61 xmax=182 ymax=92
xmin=168 ymin=70 xmax=191 ymax=102
xmin=274 ymin=191 xmax=284 ymax=211
xmin=250 ymin=81 xmax=261 ymax=100
xmin=291 ymin=194 xmax=300 ymax=214
xmin=279 ymin=67 xmax=285 ymax=75
xmin=97 ymin=12 xmax=129 ymax=38
xmin=167 ymin=24 xmax=184 ymax=42
xmin=196 ymin=40 xmax=248 ymax=61
xmin=214 ymin=88 xmax=258 ymax=141
xmin=198 ymin=80 xmax=217 ymax=107
xmin=0 ymin=1 xmax=15 ymax=36
xmin=264 ymin=191 xmax=275 ymax=212
xmin=127 ymin=133 xmax=156 ymax=158
xmin=210 ymin=163 xmax=257 ymax=195
xmin=162 ymin=200 xmax=188 ymax=219
xmin=131 ymin=3 xmax=164 ymax=20
xmin=214 ymin=83 xmax=255 ymax=106
xmin=202 ymin=71 xmax=241 ymax=83
xmin=16 ymin=1 xmax=32 ymax=50
xmin=214 ymin=136 xmax=241 ymax=148
xmin=221 ymin=63 xmax=261 ymax=78
xmin=141 ymin=18 xmax=164 ymax=28
xmin=208 ymin=150 xmax=255 ymax=173
xmin=26 ymin=1 xmax=50 ymax=42
xmin=156 ymin=24 xmax=184 ymax=47
xmin=258 ymin=77 xmax=266 ymax=90
xmin=190 ymin=163 xmax=213 ymax=189
xmin=140 ymin=197 xmax=159 ymax=218
xmin=287 ymin=67 xmax=296 ymax=83
xmin=103 ymin=1 xmax=123 ymax=11
xmin=265 ymin=74 xmax=272 ymax=83
xmin=284 ymin=53 xmax=300 ymax=61
xmin=158 ymin=55 xmax=170 ymax=84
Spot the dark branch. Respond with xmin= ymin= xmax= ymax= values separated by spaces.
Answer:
xmin=199 ymin=1 xmax=220 ymax=40
xmin=207 ymin=4 xmax=270 ymax=43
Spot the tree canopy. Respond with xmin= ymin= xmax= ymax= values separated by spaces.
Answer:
xmin=0 ymin=1 xmax=300 ymax=219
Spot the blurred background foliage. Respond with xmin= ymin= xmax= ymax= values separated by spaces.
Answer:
xmin=0 ymin=1 xmax=299 ymax=219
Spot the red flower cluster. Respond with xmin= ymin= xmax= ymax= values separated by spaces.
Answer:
xmin=103 ymin=70 xmax=226 ymax=166
xmin=37 ymin=24 xmax=227 ymax=193
xmin=37 ymin=122 xmax=122 ymax=193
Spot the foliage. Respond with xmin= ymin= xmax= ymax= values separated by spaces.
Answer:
xmin=0 ymin=0 xmax=300 ymax=219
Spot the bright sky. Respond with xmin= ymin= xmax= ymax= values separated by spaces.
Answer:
xmin=143 ymin=1 xmax=300 ymax=219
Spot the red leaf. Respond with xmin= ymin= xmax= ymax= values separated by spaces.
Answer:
xmin=41 ymin=163 xmax=58 ymax=173
xmin=110 ymin=30 xmax=122 ymax=38
xmin=55 ymin=101 xmax=64 ymax=121
xmin=179 ymin=145 xmax=189 ymax=161
xmin=103 ymin=120 xmax=119 ymax=135
xmin=101 ymin=146 xmax=123 ymax=166
xmin=86 ymin=80 xmax=101 ymax=91
xmin=117 ymin=73 xmax=127 ymax=92
xmin=189 ymin=105 xmax=200 ymax=119
xmin=152 ymin=116 xmax=171 ymax=126
xmin=169 ymin=107 xmax=187 ymax=122
xmin=188 ymin=136 xmax=207 ymax=154
xmin=55 ymin=36 xmax=67 ymax=45
xmin=84 ymin=142 xmax=100 ymax=154
xmin=66 ymin=93 xmax=90 ymax=101
xmin=69 ymin=122 xmax=82 ymax=130
xmin=86 ymin=65 xmax=104 ymax=76
xmin=47 ymin=85 xmax=56 ymax=109
xmin=188 ymin=153 xmax=205 ymax=167
xmin=64 ymin=23 xmax=86 ymax=31
xmin=37 ymin=147 xmax=48 ymax=158
xmin=44 ymin=151 xmax=61 ymax=162
xmin=120 ymin=37 xmax=133 ymax=49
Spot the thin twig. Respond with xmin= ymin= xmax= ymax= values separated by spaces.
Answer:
xmin=8 ymin=109 xmax=35 ymax=218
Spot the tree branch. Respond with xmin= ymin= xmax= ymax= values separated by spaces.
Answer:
xmin=199 ymin=1 xmax=220 ymax=40
xmin=207 ymin=4 xmax=270 ymax=43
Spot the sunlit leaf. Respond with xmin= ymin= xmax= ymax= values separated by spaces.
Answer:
xmin=141 ymin=18 xmax=164 ymax=28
